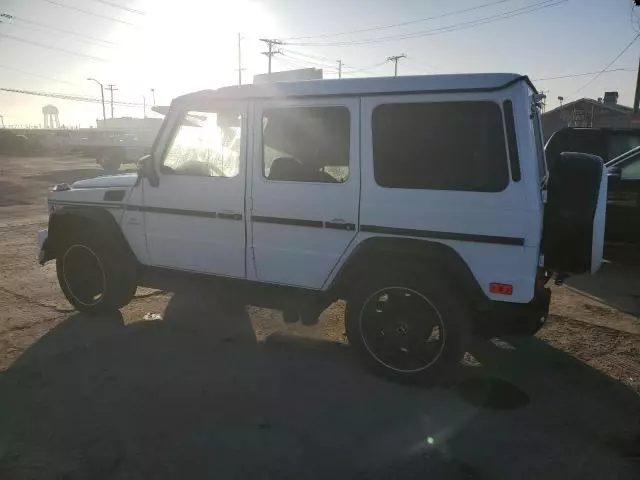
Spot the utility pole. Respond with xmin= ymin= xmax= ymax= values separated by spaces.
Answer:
xmin=260 ymin=38 xmax=283 ymax=74
xmin=237 ymin=33 xmax=246 ymax=85
xmin=142 ymin=95 xmax=146 ymax=118
xmin=338 ymin=60 xmax=343 ymax=79
xmin=87 ymin=78 xmax=106 ymax=123
xmin=387 ymin=54 xmax=406 ymax=77
xmin=106 ymin=84 xmax=117 ymax=118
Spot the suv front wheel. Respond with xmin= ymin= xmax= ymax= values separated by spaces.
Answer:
xmin=56 ymin=229 xmax=137 ymax=313
xmin=345 ymin=272 xmax=471 ymax=384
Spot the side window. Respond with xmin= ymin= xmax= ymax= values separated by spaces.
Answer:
xmin=532 ymin=109 xmax=547 ymax=181
xmin=263 ymin=106 xmax=350 ymax=183
xmin=621 ymin=157 xmax=640 ymax=179
xmin=163 ymin=110 xmax=242 ymax=178
xmin=372 ymin=101 xmax=509 ymax=192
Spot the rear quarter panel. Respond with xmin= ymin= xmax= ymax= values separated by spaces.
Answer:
xmin=353 ymin=86 xmax=542 ymax=303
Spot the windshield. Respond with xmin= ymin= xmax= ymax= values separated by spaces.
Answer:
xmin=162 ymin=110 xmax=242 ymax=177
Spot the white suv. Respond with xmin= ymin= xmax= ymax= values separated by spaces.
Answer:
xmin=37 ymin=74 xmax=607 ymax=383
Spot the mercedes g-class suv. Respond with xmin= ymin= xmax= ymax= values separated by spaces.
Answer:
xmin=37 ymin=74 xmax=607 ymax=383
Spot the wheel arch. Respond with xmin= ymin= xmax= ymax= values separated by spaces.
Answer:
xmin=43 ymin=207 xmax=134 ymax=263
xmin=327 ymin=236 xmax=488 ymax=305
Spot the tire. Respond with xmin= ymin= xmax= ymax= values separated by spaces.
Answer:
xmin=345 ymin=271 xmax=471 ymax=384
xmin=56 ymin=229 xmax=137 ymax=314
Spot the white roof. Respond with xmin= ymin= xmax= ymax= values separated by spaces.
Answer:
xmin=175 ymin=73 xmax=532 ymax=104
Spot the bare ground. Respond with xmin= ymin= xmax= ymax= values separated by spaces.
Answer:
xmin=0 ymin=155 xmax=638 ymax=479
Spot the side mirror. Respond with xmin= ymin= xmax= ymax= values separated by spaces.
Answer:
xmin=137 ymin=154 xmax=160 ymax=187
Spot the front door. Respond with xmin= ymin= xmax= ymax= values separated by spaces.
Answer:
xmin=249 ymin=98 xmax=360 ymax=289
xmin=142 ymin=106 xmax=247 ymax=277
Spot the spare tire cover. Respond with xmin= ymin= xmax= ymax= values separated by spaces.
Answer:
xmin=542 ymin=152 xmax=605 ymax=275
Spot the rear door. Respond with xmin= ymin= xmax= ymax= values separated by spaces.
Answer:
xmin=249 ymin=98 xmax=360 ymax=288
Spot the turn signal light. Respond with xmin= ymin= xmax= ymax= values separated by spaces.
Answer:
xmin=489 ymin=283 xmax=513 ymax=295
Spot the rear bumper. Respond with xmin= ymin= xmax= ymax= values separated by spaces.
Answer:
xmin=475 ymin=286 xmax=551 ymax=337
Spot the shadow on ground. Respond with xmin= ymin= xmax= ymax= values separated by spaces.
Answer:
xmin=0 ymin=291 xmax=638 ymax=479
xmin=566 ymin=247 xmax=640 ymax=316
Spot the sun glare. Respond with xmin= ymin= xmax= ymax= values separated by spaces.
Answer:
xmin=109 ymin=1 xmax=277 ymax=97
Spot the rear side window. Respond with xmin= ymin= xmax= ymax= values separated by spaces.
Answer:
xmin=532 ymin=110 xmax=547 ymax=180
xmin=263 ymin=106 xmax=350 ymax=183
xmin=372 ymin=101 xmax=509 ymax=192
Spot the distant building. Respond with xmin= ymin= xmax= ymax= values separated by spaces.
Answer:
xmin=542 ymin=91 xmax=639 ymax=138
xmin=253 ymin=68 xmax=323 ymax=84
xmin=96 ymin=116 xmax=163 ymax=132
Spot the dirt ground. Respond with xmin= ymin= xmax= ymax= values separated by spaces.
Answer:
xmin=0 ymin=154 xmax=638 ymax=479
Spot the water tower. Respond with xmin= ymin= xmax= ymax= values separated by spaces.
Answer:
xmin=42 ymin=104 xmax=60 ymax=129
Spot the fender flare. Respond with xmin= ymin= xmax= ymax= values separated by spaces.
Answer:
xmin=327 ymin=236 xmax=487 ymax=304
xmin=42 ymin=207 xmax=133 ymax=263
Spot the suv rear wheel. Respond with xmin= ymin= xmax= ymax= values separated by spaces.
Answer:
xmin=345 ymin=272 xmax=471 ymax=384
xmin=56 ymin=229 xmax=137 ymax=313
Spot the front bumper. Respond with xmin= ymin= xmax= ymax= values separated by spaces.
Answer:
xmin=37 ymin=228 xmax=48 ymax=265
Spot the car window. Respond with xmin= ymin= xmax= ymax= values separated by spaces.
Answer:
xmin=263 ymin=106 xmax=350 ymax=183
xmin=372 ymin=101 xmax=509 ymax=191
xmin=163 ymin=110 xmax=242 ymax=178
xmin=621 ymin=157 xmax=640 ymax=180
xmin=532 ymin=110 xmax=547 ymax=181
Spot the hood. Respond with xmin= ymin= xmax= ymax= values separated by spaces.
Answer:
xmin=72 ymin=173 xmax=138 ymax=189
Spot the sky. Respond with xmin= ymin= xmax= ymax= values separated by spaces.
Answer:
xmin=0 ymin=0 xmax=638 ymax=127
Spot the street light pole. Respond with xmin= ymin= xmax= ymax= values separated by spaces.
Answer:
xmin=142 ymin=95 xmax=146 ymax=118
xmin=150 ymin=88 xmax=156 ymax=106
xmin=87 ymin=77 xmax=106 ymax=123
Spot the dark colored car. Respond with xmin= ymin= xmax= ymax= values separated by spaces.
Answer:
xmin=604 ymin=147 xmax=640 ymax=246
xmin=545 ymin=127 xmax=640 ymax=246
xmin=545 ymin=127 xmax=640 ymax=164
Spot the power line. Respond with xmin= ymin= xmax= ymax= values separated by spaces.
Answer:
xmin=280 ymin=48 xmax=339 ymax=66
xmin=345 ymin=60 xmax=389 ymax=75
xmin=0 ymin=64 xmax=80 ymax=86
xmin=0 ymin=87 xmax=144 ymax=106
xmin=276 ymin=56 xmax=315 ymax=71
xmin=0 ymin=13 xmax=116 ymax=48
xmin=0 ymin=32 xmax=110 ymax=62
xmin=280 ymin=51 xmax=337 ymax=69
xmin=87 ymin=0 xmax=145 ymax=15
xmin=279 ymin=54 xmax=337 ymax=71
xmin=403 ymin=56 xmax=440 ymax=73
xmin=40 ymin=0 xmax=134 ymax=26
xmin=573 ymin=33 xmax=640 ymax=94
xmin=288 ymin=0 xmax=566 ymax=47
xmin=534 ymin=67 xmax=636 ymax=82
xmin=283 ymin=0 xmax=515 ymax=41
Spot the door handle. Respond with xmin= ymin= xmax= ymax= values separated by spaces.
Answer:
xmin=218 ymin=211 xmax=243 ymax=221
xmin=324 ymin=218 xmax=355 ymax=231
